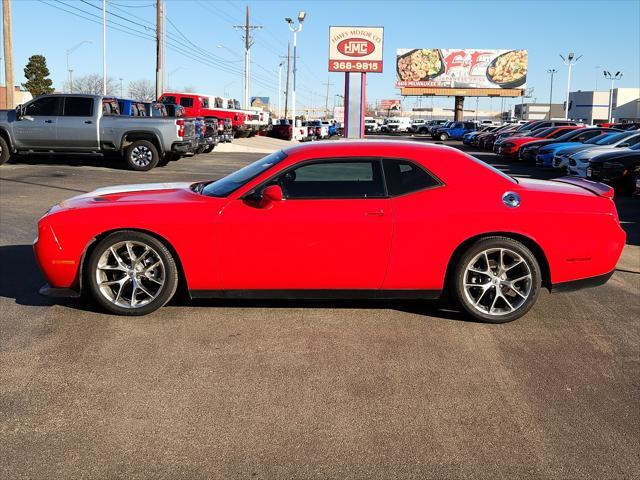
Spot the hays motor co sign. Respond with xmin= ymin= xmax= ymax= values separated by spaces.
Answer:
xmin=328 ymin=26 xmax=384 ymax=73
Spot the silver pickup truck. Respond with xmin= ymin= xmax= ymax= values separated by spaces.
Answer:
xmin=0 ymin=94 xmax=197 ymax=171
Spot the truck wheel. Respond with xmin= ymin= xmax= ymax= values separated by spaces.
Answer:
xmin=125 ymin=140 xmax=159 ymax=171
xmin=0 ymin=136 xmax=10 ymax=165
xmin=439 ymin=132 xmax=449 ymax=141
xmin=203 ymin=145 xmax=215 ymax=154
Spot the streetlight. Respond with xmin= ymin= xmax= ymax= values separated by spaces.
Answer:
xmin=603 ymin=70 xmax=623 ymax=123
xmin=278 ymin=61 xmax=284 ymax=119
xmin=66 ymin=40 xmax=92 ymax=92
xmin=546 ymin=68 xmax=557 ymax=119
xmin=560 ymin=52 xmax=582 ymax=119
xmin=286 ymin=11 xmax=306 ymax=138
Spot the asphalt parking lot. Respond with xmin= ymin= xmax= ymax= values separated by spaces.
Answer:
xmin=1 ymin=137 xmax=639 ymax=479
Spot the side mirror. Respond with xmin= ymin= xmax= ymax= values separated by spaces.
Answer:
xmin=15 ymin=104 xmax=22 ymax=119
xmin=262 ymin=184 xmax=283 ymax=202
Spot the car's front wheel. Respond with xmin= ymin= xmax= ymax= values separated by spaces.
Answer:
xmin=453 ymin=237 xmax=541 ymax=323
xmin=439 ymin=132 xmax=449 ymax=141
xmin=87 ymin=231 xmax=178 ymax=316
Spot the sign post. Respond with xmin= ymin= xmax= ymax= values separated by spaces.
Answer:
xmin=329 ymin=26 xmax=383 ymax=139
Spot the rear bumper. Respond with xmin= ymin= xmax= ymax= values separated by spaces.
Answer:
xmin=551 ymin=270 xmax=614 ymax=293
xmin=171 ymin=140 xmax=195 ymax=154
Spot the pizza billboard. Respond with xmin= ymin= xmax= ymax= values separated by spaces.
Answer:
xmin=395 ymin=49 xmax=527 ymax=89
xmin=329 ymin=26 xmax=384 ymax=73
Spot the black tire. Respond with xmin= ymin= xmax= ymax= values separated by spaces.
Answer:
xmin=86 ymin=231 xmax=179 ymax=316
xmin=439 ymin=132 xmax=449 ymax=141
xmin=418 ymin=127 xmax=427 ymax=134
xmin=0 ymin=136 xmax=10 ymax=165
xmin=125 ymin=140 xmax=159 ymax=171
xmin=203 ymin=145 xmax=215 ymax=154
xmin=453 ymin=236 xmax=541 ymax=323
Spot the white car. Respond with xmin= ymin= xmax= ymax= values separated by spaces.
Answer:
xmin=552 ymin=132 xmax=639 ymax=170
xmin=567 ymin=132 xmax=640 ymax=176
xmin=380 ymin=117 xmax=412 ymax=133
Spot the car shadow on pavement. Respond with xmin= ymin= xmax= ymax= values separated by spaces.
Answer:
xmin=6 ymin=154 xmax=131 ymax=171
xmin=182 ymin=297 xmax=473 ymax=322
xmin=0 ymin=244 xmax=56 ymax=307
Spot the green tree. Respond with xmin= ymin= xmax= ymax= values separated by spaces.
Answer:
xmin=22 ymin=55 xmax=54 ymax=97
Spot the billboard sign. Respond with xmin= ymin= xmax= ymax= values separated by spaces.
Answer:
xmin=395 ymin=49 xmax=527 ymax=89
xmin=379 ymin=99 xmax=401 ymax=111
xmin=329 ymin=26 xmax=384 ymax=73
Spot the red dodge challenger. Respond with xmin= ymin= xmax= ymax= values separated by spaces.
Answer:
xmin=35 ymin=142 xmax=625 ymax=323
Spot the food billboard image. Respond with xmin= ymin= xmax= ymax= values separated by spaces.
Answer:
xmin=396 ymin=49 xmax=528 ymax=89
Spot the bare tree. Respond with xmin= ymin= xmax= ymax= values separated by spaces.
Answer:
xmin=128 ymin=79 xmax=155 ymax=102
xmin=66 ymin=74 xmax=116 ymax=95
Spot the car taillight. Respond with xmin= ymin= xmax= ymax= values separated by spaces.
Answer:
xmin=316 ymin=127 xmax=322 ymax=135
xmin=176 ymin=119 xmax=185 ymax=138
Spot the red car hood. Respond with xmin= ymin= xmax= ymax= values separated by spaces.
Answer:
xmin=54 ymin=182 xmax=206 ymax=211
xmin=504 ymin=135 xmax=537 ymax=144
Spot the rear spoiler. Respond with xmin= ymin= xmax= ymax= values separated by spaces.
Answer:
xmin=552 ymin=176 xmax=614 ymax=199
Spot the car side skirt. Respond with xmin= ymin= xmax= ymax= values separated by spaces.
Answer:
xmin=551 ymin=270 xmax=614 ymax=293
xmin=189 ymin=289 xmax=442 ymax=300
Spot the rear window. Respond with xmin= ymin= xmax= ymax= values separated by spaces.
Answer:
xmin=161 ymin=96 xmax=176 ymax=105
xmin=383 ymin=159 xmax=441 ymax=196
xmin=64 ymin=97 xmax=93 ymax=116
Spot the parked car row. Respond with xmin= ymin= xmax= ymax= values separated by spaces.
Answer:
xmin=268 ymin=118 xmax=341 ymax=141
xmin=461 ymin=119 xmax=640 ymax=195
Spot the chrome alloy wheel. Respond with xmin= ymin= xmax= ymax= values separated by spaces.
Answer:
xmin=463 ymin=248 xmax=532 ymax=316
xmin=130 ymin=145 xmax=153 ymax=167
xmin=95 ymin=241 xmax=165 ymax=309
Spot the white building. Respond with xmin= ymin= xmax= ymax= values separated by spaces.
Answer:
xmin=568 ymin=88 xmax=639 ymax=124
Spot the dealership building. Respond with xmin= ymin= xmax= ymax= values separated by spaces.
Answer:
xmin=568 ymin=88 xmax=640 ymax=124
xmin=513 ymin=103 xmax=565 ymax=121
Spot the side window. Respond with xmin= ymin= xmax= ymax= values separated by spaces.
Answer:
xmin=549 ymin=129 xmax=569 ymax=138
xmin=24 ymin=96 xmax=62 ymax=116
xmin=179 ymin=97 xmax=193 ymax=108
xmin=383 ymin=159 xmax=441 ymax=196
xmin=622 ymin=135 xmax=640 ymax=146
xmin=277 ymin=160 xmax=385 ymax=199
xmin=63 ymin=97 xmax=93 ymax=117
xmin=201 ymin=98 xmax=209 ymax=108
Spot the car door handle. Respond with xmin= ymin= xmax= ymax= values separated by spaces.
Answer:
xmin=366 ymin=210 xmax=385 ymax=216
xmin=44 ymin=120 xmax=53 ymax=123
xmin=84 ymin=120 xmax=93 ymax=124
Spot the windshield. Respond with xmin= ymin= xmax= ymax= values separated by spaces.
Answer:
xmin=584 ymin=133 xmax=615 ymax=144
xmin=595 ymin=132 xmax=628 ymax=145
xmin=533 ymin=127 xmax=555 ymax=138
xmin=201 ymin=150 xmax=288 ymax=197
xmin=554 ymin=129 xmax=586 ymax=141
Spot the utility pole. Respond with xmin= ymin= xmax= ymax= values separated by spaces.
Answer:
xmin=286 ymin=12 xmax=305 ymax=136
xmin=284 ymin=41 xmax=290 ymax=120
xmin=2 ymin=0 xmax=14 ymax=108
xmin=155 ymin=0 xmax=163 ymax=99
xmin=234 ymin=6 xmax=262 ymax=109
xmin=323 ymin=76 xmax=334 ymax=119
xmin=102 ymin=0 xmax=106 ymax=95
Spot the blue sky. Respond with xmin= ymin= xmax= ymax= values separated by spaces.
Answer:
xmin=3 ymin=0 xmax=640 ymax=113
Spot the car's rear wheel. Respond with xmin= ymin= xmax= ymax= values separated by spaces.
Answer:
xmin=87 ymin=231 xmax=178 ymax=316
xmin=453 ymin=237 xmax=541 ymax=323
xmin=125 ymin=140 xmax=159 ymax=171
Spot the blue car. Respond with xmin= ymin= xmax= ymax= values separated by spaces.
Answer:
xmin=536 ymin=133 xmax=618 ymax=167
xmin=433 ymin=121 xmax=477 ymax=141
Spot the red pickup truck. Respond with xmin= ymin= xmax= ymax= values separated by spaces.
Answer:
xmin=159 ymin=92 xmax=252 ymax=138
